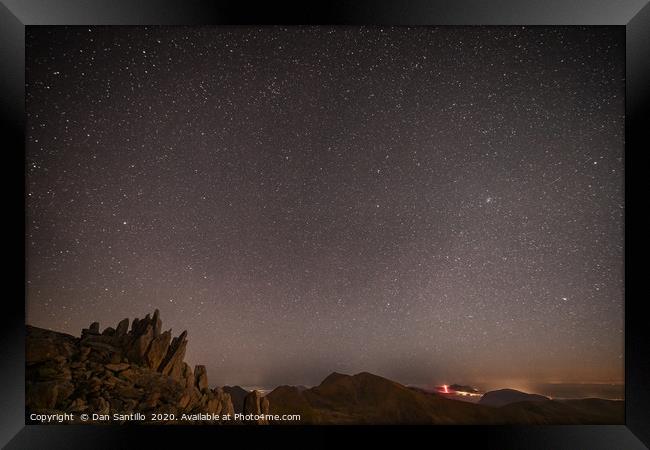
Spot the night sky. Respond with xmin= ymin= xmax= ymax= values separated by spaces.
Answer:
xmin=26 ymin=26 xmax=624 ymax=390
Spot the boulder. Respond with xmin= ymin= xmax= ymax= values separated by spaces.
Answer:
xmin=223 ymin=393 xmax=235 ymax=418
xmin=181 ymin=363 xmax=194 ymax=389
xmin=178 ymin=389 xmax=192 ymax=409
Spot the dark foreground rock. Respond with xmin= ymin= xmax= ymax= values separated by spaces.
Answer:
xmin=26 ymin=310 xmax=247 ymax=424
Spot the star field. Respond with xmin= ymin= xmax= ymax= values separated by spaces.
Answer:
xmin=26 ymin=26 xmax=624 ymax=389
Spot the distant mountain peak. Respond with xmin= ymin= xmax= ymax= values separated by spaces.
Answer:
xmin=320 ymin=371 xmax=351 ymax=385
xmin=479 ymin=388 xmax=550 ymax=407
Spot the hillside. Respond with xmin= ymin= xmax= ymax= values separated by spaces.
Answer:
xmin=268 ymin=372 xmax=500 ymax=424
xmin=479 ymin=388 xmax=550 ymax=407
xmin=267 ymin=372 xmax=624 ymax=425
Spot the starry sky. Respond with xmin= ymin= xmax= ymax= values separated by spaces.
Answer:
xmin=26 ymin=26 xmax=624 ymax=390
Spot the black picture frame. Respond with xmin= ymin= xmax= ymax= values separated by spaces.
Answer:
xmin=1 ymin=1 xmax=648 ymax=448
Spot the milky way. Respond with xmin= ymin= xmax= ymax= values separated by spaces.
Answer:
xmin=26 ymin=26 xmax=624 ymax=388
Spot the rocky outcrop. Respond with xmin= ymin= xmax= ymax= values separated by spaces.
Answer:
xmin=26 ymin=310 xmax=253 ymax=424
xmin=158 ymin=331 xmax=187 ymax=381
xmin=243 ymin=390 xmax=270 ymax=424
xmin=223 ymin=385 xmax=249 ymax=414
xmin=145 ymin=330 xmax=172 ymax=370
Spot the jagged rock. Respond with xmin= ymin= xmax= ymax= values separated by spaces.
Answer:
xmin=224 ymin=395 xmax=235 ymax=417
xmin=80 ymin=322 xmax=101 ymax=340
xmin=152 ymin=309 xmax=162 ymax=338
xmin=26 ymin=310 xmax=258 ymax=424
xmin=164 ymin=360 xmax=184 ymax=382
xmin=126 ymin=324 xmax=153 ymax=364
xmin=158 ymin=331 xmax=187 ymax=381
xmin=213 ymin=387 xmax=235 ymax=417
xmin=131 ymin=313 xmax=153 ymax=337
xmin=145 ymin=330 xmax=171 ymax=370
xmin=181 ymin=363 xmax=194 ymax=389
xmin=194 ymin=365 xmax=209 ymax=391
xmin=243 ymin=390 xmax=269 ymax=424
xmin=115 ymin=318 xmax=129 ymax=337
xmin=205 ymin=394 xmax=223 ymax=415
xmin=178 ymin=389 xmax=192 ymax=409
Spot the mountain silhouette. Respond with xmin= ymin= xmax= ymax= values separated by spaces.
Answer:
xmin=267 ymin=372 xmax=623 ymax=424
xmin=479 ymin=388 xmax=550 ymax=407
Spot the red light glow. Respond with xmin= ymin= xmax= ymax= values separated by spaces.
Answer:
xmin=436 ymin=384 xmax=455 ymax=395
